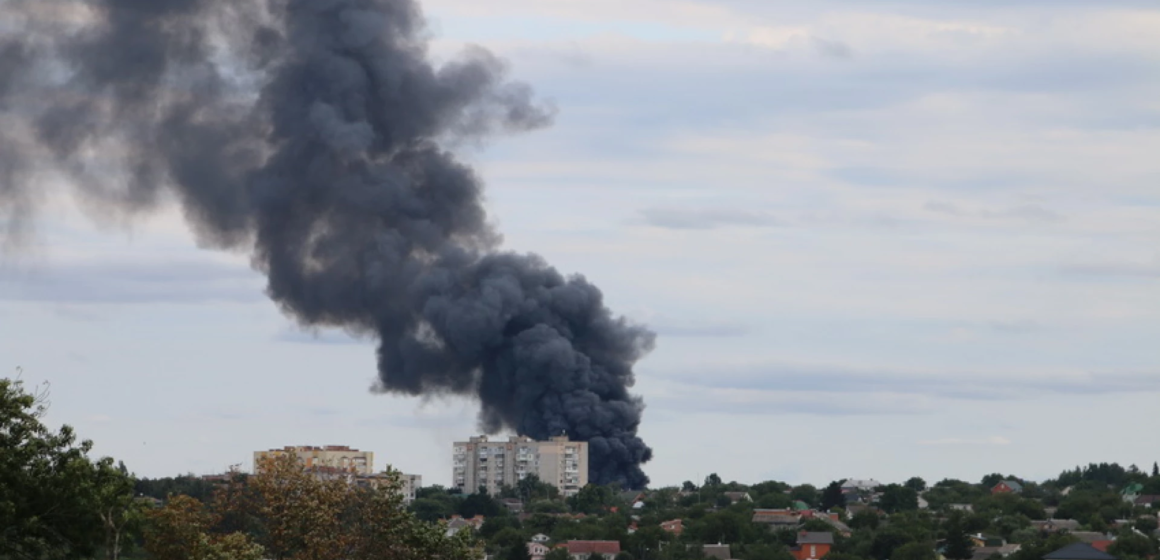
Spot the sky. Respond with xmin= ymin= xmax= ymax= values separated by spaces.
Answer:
xmin=1 ymin=0 xmax=1159 ymax=488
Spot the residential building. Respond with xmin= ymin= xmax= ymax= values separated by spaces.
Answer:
xmin=752 ymin=509 xmax=801 ymax=527
xmin=445 ymin=515 xmax=485 ymax=537
xmin=564 ymin=541 xmax=620 ymax=560
xmin=703 ymin=544 xmax=733 ymax=560
xmin=661 ymin=519 xmax=684 ymax=536
xmin=1031 ymin=519 xmax=1081 ymax=533
xmin=724 ymin=492 xmax=752 ymax=504
xmin=791 ymin=532 xmax=834 ymax=560
xmin=531 ymin=534 xmax=551 ymax=544
xmin=1042 ymin=543 xmax=1117 ymax=560
xmin=353 ymin=472 xmax=422 ymax=504
xmin=452 ymin=435 xmax=589 ymax=497
xmin=992 ymin=480 xmax=1024 ymax=495
xmin=1135 ymin=495 xmax=1160 ymax=508
xmin=254 ymin=445 xmax=373 ymax=475
xmin=949 ymin=504 xmax=974 ymax=512
xmin=528 ymin=542 xmax=551 ymax=560
xmin=842 ymin=480 xmax=882 ymax=491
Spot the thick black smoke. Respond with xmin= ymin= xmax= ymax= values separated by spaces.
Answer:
xmin=0 ymin=0 xmax=655 ymax=488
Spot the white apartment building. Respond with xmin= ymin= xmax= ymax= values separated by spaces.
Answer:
xmin=452 ymin=435 xmax=588 ymax=497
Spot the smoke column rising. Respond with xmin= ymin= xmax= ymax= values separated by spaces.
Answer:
xmin=0 ymin=0 xmax=655 ymax=488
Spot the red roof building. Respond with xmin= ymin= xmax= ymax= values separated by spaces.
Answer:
xmin=565 ymin=541 xmax=621 ymax=559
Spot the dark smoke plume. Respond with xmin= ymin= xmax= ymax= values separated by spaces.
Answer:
xmin=0 ymin=0 xmax=655 ymax=487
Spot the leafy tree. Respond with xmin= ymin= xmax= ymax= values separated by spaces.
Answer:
xmin=1107 ymin=531 xmax=1156 ymax=559
xmin=905 ymin=478 xmax=927 ymax=493
xmin=820 ymin=480 xmax=847 ymax=510
xmin=461 ymin=489 xmax=503 ymax=518
xmin=505 ymin=542 xmax=532 ymax=560
xmin=1133 ymin=516 xmax=1158 ymax=534
xmin=518 ymin=475 xmax=560 ymax=502
xmin=878 ymin=484 xmax=919 ymax=514
xmin=942 ymin=513 xmax=974 ymax=560
xmin=790 ymin=485 xmax=819 ymax=508
xmin=0 ymin=376 xmax=139 ymax=560
xmin=869 ymin=526 xmax=915 ymax=560
xmin=682 ymin=481 xmax=698 ymax=493
xmin=545 ymin=549 xmax=571 ymax=560
xmin=893 ymin=542 xmax=936 ymax=560
xmin=704 ymin=473 xmax=723 ymax=488
xmin=849 ymin=510 xmax=880 ymax=530
xmin=1153 ymin=462 xmax=1158 ymax=477
xmin=569 ymin=484 xmax=617 ymax=514
xmin=143 ymin=494 xmax=264 ymax=560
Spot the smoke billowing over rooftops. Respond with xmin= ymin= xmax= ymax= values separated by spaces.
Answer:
xmin=0 ymin=0 xmax=655 ymax=488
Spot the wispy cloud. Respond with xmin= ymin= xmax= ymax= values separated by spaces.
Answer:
xmin=636 ymin=206 xmax=780 ymax=230
xmin=0 ymin=259 xmax=263 ymax=304
xmin=924 ymin=201 xmax=1065 ymax=223
xmin=663 ymin=362 xmax=1160 ymax=401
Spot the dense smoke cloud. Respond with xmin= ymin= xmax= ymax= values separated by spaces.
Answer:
xmin=0 ymin=0 xmax=655 ymax=487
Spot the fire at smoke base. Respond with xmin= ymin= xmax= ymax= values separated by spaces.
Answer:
xmin=0 ymin=0 xmax=655 ymax=488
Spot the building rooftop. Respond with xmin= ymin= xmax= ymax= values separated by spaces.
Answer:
xmin=1043 ymin=543 xmax=1117 ymax=560
xmin=565 ymin=541 xmax=621 ymax=555
xmin=797 ymin=532 xmax=835 ymax=545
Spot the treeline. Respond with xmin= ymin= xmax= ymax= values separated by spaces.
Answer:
xmin=0 ymin=377 xmax=478 ymax=560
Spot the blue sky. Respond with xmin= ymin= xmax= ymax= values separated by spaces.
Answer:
xmin=2 ymin=0 xmax=1159 ymax=487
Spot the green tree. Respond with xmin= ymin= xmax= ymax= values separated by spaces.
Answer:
xmin=942 ymin=513 xmax=974 ymax=560
xmin=849 ymin=510 xmax=880 ymax=530
xmin=704 ymin=474 xmax=723 ymax=488
xmin=820 ymin=480 xmax=847 ymax=511
xmin=1152 ymin=462 xmax=1158 ymax=477
xmin=790 ymin=485 xmax=819 ymax=508
xmin=546 ymin=549 xmax=571 ymax=560
xmin=1107 ymin=531 xmax=1156 ymax=559
xmin=505 ymin=543 xmax=532 ymax=560
xmin=905 ymin=478 xmax=927 ymax=493
xmin=878 ymin=484 xmax=919 ymax=514
xmin=893 ymin=542 xmax=936 ymax=560
xmin=0 ymin=376 xmax=138 ymax=560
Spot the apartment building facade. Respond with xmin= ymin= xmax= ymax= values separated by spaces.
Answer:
xmin=452 ymin=435 xmax=588 ymax=497
xmin=253 ymin=445 xmax=375 ymax=475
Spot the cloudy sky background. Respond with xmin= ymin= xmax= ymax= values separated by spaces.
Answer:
xmin=2 ymin=0 xmax=1159 ymax=487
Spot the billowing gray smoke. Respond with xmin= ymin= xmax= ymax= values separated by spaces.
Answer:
xmin=0 ymin=0 xmax=655 ymax=488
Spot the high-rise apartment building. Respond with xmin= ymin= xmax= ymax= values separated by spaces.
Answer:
xmin=452 ymin=435 xmax=588 ymax=497
xmin=253 ymin=445 xmax=374 ymax=475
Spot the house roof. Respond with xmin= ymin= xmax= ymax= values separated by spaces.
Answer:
xmin=1135 ymin=495 xmax=1160 ymax=505
xmin=1042 ymin=543 xmax=1117 ymax=560
xmin=797 ymin=532 xmax=835 ymax=545
xmin=1069 ymin=533 xmax=1109 ymax=544
xmin=752 ymin=509 xmax=801 ymax=525
xmin=997 ymin=480 xmax=1024 ymax=491
xmin=724 ymin=492 xmax=751 ymax=502
xmin=1032 ymin=519 xmax=1081 ymax=531
xmin=566 ymin=541 xmax=622 ymax=555
xmin=703 ymin=544 xmax=732 ymax=560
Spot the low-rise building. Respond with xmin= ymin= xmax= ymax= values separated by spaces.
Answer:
xmin=661 ymin=519 xmax=684 ymax=536
xmin=791 ymin=532 xmax=834 ymax=560
xmin=528 ymin=542 xmax=551 ymax=560
xmin=254 ymin=445 xmax=373 ymax=475
xmin=1042 ymin=543 xmax=1117 ymax=560
xmin=992 ymin=480 xmax=1024 ymax=495
xmin=564 ymin=541 xmax=620 ymax=560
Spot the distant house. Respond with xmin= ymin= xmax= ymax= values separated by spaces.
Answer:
xmin=816 ymin=514 xmax=852 ymax=537
xmin=724 ymin=492 xmax=752 ymax=504
xmin=661 ymin=519 xmax=684 ymax=536
xmin=752 ymin=509 xmax=801 ymax=528
xmin=1067 ymin=533 xmax=1110 ymax=545
xmin=917 ymin=495 xmax=930 ymax=510
xmin=1135 ymin=495 xmax=1160 ymax=508
xmin=1042 ymin=543 xmax=1117 ymax=560
xmin=842 ymin=480 xmax=882 ymax=491
xmin=703 ymin=544 xmax=733 ymax=560
xmin=1031 ymin=519 xmax=1081 ymax=533
xmin=970 ymin=544 xmax=1022 ymax=560
xmin=564 ymin=541 xmax=621 ymax=560
xmin=992 ymin=480 xmax=1024 ymax=495
xmin=1122 ymin=484 xmax=1144 ymax=503
xmin=791 ymin=532 xmax=834 ymax=560
xmin=501 ymin=499 xmax=524 ymax=514
xmin=949 ymin=504 xmax=974 ymax=512
xmin=527 ymin=542 xmax=551 ymax=560
xmin=445 ymin=515 xmax=485 ymax=537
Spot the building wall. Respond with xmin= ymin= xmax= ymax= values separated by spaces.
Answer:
xmin=453 ymin=435 xmax=589 ymax=497
xmin=254 ymin=445 xmax=374 ymax=475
